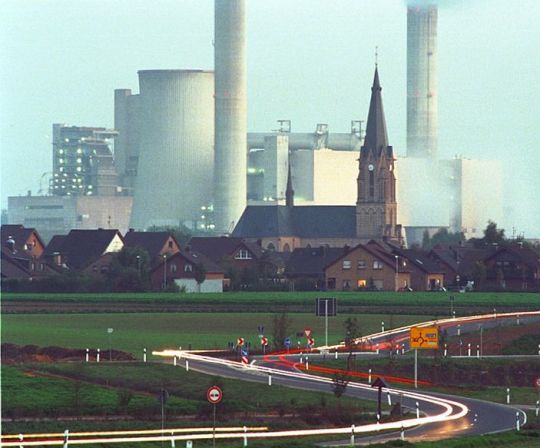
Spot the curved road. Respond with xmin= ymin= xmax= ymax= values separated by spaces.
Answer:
xmin=156 ymin=311 xmax=539 ymax=445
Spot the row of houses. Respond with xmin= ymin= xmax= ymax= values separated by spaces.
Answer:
xmin=2 ymin=224 xmax=540 ymax=292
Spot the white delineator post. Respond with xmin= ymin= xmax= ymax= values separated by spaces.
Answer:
xmin=85 ymin=348 xmax=89 ymax=362
xmin=96 ymin=349 xmax=100 ymax=363
xmin=143 ymin=348 xmax=147 ymax=363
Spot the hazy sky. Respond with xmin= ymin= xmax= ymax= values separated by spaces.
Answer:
xmin=1 ymin=0 xmax=539 ymax=235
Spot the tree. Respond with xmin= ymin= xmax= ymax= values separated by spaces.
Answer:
xmin=471 ymin=261 xmax=487 ymax=290
xmin=483 ymin=221 xmax=505 ymax=246
xmin=109 ymin=246 xmax=151 ymax=291
xmin=193 ymin=263 xmax=206 ymax=293
xmin=344 ymin=317 xmax=360 ymax=348
xmin=332 ymin=373 xmax=349 ymax=399
xmin=423 ymin=228 xmax=465 ymax=250
xmin=271 ymin=313 xmax=291 ymax=350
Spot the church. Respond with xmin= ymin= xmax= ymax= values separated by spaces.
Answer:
xmin=232 ymin=67 xmax=402 ymax=251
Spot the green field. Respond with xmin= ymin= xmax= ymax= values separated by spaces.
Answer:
xmin=3 ymin=291 xmax=540 ymax=308
xmin=1 ymin=312 xmax=426 ymax=355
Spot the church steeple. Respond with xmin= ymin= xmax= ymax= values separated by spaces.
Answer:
xmin=285 ymin=162 xmax=294 ymax=208
xmin=363 ymin=67 xmax=389 ymax=155
xmin=356 ymin=66 xmax=400 ymax=242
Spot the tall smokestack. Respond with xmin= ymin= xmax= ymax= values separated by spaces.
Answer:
xmin=214 ymin=0 xmax=247 ymax=234
xmin=406 ymin=4 xmax=438 ymax=159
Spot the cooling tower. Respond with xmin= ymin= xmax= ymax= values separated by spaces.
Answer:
xmin=129 ymin=70 xmax=215 ymax=230
xmin=407 ymin=4 xmax=438 ymax=159
xmin=214 ymin=0 xmax=247 ymax=234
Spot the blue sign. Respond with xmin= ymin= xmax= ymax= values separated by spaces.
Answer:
xmin=284 ymin=337 xmax=291 ymax=348
xmin=241 ymin=347 xmax=249 ymax=356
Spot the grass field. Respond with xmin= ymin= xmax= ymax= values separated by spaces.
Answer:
xmin=3 ymin=291 xmax=540 ymax=308
xmin=1 ymin=312 xmax=427 ymax=355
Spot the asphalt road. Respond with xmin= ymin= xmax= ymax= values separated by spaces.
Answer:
xmin=167 ymin=312 xmax=538 ymax=445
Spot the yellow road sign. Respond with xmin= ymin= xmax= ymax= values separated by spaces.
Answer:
xmin=410 ymin=326 xmax=439 ymax=349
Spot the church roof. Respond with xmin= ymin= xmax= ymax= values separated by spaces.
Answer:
xmin=232 ymin=205 xmax=356 ymax=239
xmin=362 ymin=67 xmax=391 ymax=158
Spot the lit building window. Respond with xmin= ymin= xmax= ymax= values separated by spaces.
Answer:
xmin=77 ymin=148 xmax=82 ymax=154
xmin=58 ymin=149 xmax=64 ymax=154
xmin=76 ymin=167 xmax=82 ymax=172
xmin=59 ymin=158 xmax=64 ymax=164
xmin=59 ymin=167 xmax=64 ymax=172
xmin=77 ymin=158 xmax=82 ymax=163
xmin=357 ymin=279 xmax=367 ymax=288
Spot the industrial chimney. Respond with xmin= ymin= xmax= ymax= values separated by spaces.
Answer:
xmin=406 ymin=4 xmax=438 ymax=160
xmin=214 ymin=0 xmax=247 ymax=234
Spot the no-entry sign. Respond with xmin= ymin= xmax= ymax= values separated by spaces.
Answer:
xmin=207 ymin=386 xmax=223 ymax=404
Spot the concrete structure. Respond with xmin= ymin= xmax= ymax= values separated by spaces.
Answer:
xmin=8 ymin=195 xmax=132 ymax=242
xmin=214 ymin=0 xmax=247 ymax=233
xmin=114 ymin=89 xmax=142 ymax=192
xmin=129 ymin=70 xmax=215 ymax=230
xmin=407 ymin=4 xmax=438 ymax=159
xmin=52 ymin=124 xmax=119 ymax=197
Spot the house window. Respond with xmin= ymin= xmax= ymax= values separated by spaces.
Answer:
xmin=168 ymin=241 xmax=173 ymax=249
xmin=342 ymin=279 xmax=351 ymax=290
xmin=357 ymin=279 xmax=367 ymax=288
xmin=342 ymin=260 xmax=352 ymax=270
xmin=267 ymin=242 xmax=276 ymax=251
xmin=373 ymin=260 xmax=383 ymax=270
xmin=100 ymin=266 xmax=109 ymax=273
xmin=184 ymin=263 xmax=193 ymax=272
xmin=235 ymin=249 xmax=252 ymax=260
xmin=327 ymin=278 xmax=336 ymax=289
xmin=357 ymin=260 xmax=366 ymax=269
xmin=39 ymin=263 xmax=44 ymax=271
xmin=170 ymin=263 xmax=177 ymax=273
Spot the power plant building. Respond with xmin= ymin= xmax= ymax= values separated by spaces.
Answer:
xmin=52 ymin=124 xmax=119 ymax=197
xmin=128 ymin=70 xmax=215 ymax=230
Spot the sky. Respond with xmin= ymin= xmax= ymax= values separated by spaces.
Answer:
xmin=1 ymin=0 xmax=539 ymax=236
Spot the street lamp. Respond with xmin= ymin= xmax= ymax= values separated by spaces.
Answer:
xmin=107 ymin=327 xmax=113 ymax=361
xmin=394 ymin=255 xmax=399 ymax=292
xmin=162 ymin=254 xmax=167 ymax=290
xmin=136 ymin=255 xmax=141 ymax=275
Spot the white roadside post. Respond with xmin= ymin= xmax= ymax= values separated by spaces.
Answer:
xmin=444 ymin=344 xmax=447 ymax=358
xmin=143 ymin=348 xmax=147 ymax=363
xmin=85 ymin=348 xmax=89 ymax=363
xmin=170 ymin=432 xmax=175 ymax=448
xmin=476 ymin=345 xmax=480 ymax=359
xmin=268 ymin=374 xmax=272 ymax=386
xmin=186 ymin=360 xmax=189 ymax=372
xmin=535 ymin=400 xmax=539 ymax=418
xmin=368 ymin=368 xmax=372 ymax=384
xmin=335 ymin=350 xmax=338 ymax=360
xmin=516 ymin=412 xmax=520 ymax=431
xmin=350 ymin=424 xmax=355 ymax=445
xmin=18 ymin=433 xmax=23 ymax=448
xmin=507 ymin=388 xmax=511 ymax=404
xmin=173 ymin=356 xmax=177 ymax=366
xmin=376 ymin=344 xmax=380 ymax=355
xmin=400 ymin=425 xmax=405 ymax=440
xmin=96 ymin=348 xmax=100 ymax=363
xmin=381 ymin=321 xmax=385 ymax=333
xmin=387 ymin=391 xmax=392 ymax=406
xmin=416 ymin=402 xmax=420 ymax=419
xmin=63 ymin=429 xmax=69 ymax=448
xmin=468 ymin=343 xmax=471 ymax=357
xmin=243 ymin=425 xmax=248 ymax=447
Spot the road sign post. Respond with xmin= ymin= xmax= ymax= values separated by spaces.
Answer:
xmin=316 ymin=298 xmax=337 ymax=347
xmin=207 ymin=386 xmax=223 ymax=448
xmin=371 ymin=377 xmax=387 ymax=421
xmin=410 ymin=327 xmax=439 ymax=389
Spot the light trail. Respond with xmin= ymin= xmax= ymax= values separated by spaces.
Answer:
xmin=0 ymin=426 xmax=268 ymax=440
xmin=321 ymin=310 xmax=540 ymax=351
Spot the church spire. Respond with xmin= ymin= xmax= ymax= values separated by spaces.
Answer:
xmin=285 ymin=162 xmax=294 ymax=208
xmin=363 ymin=66 xmax=389 ymax=155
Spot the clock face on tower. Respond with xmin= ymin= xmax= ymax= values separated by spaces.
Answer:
xmin=368 ymin=164 xmax=374 ymax=171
